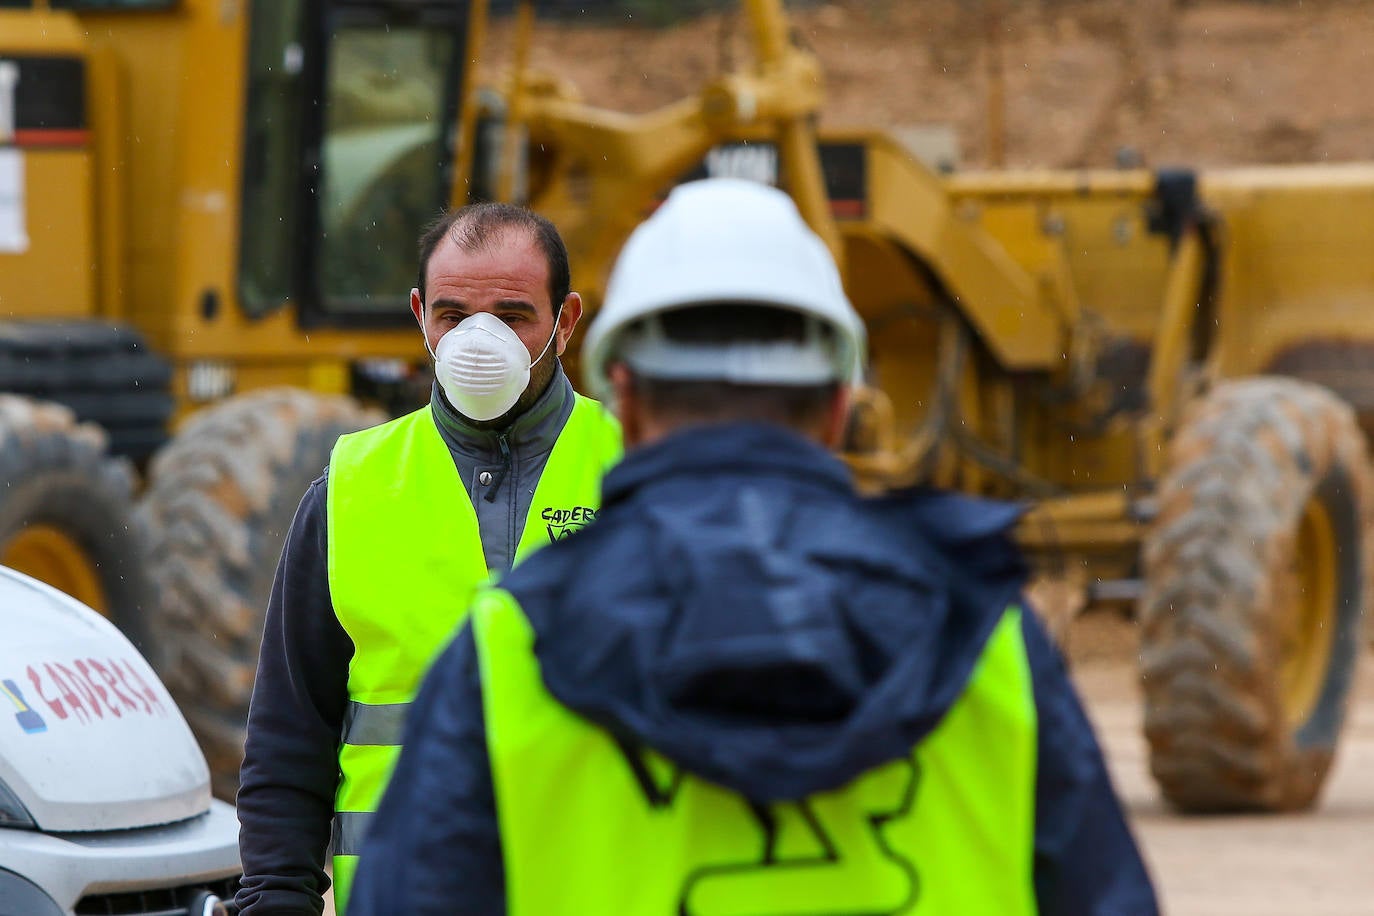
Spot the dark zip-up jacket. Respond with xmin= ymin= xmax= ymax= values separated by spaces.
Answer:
xmin=347 ymin=422 xmax=1159 ymax=916
xmin=233 ymin=367 xmax=577 ymax=916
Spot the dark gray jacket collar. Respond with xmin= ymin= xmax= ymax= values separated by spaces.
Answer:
xmin=429 ymin=361 xmax=574 ymax=462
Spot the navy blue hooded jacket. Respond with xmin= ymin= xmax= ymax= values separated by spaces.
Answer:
xmin=347 ymin=423 xmax=1158 ymax=915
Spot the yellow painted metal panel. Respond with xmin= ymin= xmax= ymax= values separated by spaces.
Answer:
xmin=0 ymin=10 xmax=86 ymax=54
xmin=865 ymin=138 xmax=1062 ymax=369
xmin=949 ymin=183 xmax=1170 ymax=342
xmin=166 ymin=0 xmax=253 ymax=358
xmin=72 ymin=7 xmax=196 ymax=349
xmin=306 ymin=360 xmax=351 ymax=396
xmin=0 ymin=151 xmax=95 ymax=319
xmin=1200 ymin=169 xmax=1374 ymax=378
xmin=87 ymin=46 xmax=128 ymax=323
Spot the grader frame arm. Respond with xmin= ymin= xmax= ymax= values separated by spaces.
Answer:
xmin=483 ymin=0 xmax=1223 ymax=542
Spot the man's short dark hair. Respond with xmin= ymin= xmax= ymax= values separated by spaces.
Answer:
xmin=626 ymin=304 xmax=838 ymax=431
xmin=415 ymin=203 xmax=571 ymax=313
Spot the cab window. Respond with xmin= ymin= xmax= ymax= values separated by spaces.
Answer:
xmin=238 ymin=0 xmax=464 ymax=325
xmin=317 ymin=22 xmax=457 ymax=314
xmin=239 ymin=0 xmax=309 ymax=316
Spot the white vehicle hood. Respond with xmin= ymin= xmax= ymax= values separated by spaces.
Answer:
xmin=0 ymin=568 xmax=210 ymax=832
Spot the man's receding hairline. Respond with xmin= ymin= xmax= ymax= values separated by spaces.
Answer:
xmin=445 ymin=213 xmax=540 ymax=257
xmin=423 ymin=223 xmax=550 ymax=295
xmin=416 ymin=201 xmax=571 ymax=310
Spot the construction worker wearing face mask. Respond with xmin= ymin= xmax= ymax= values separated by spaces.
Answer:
xmin=345 ymin=178 xmax=1158 ymax=916
xmin=233 ymin=203 xmax=621 ymax=916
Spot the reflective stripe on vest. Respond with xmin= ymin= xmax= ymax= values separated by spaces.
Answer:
xmin=472 ymin=589 xmax=1038 ymax=916
xmin=342 ymin=700 xmax=409 ymax=746
xmin=326 ymin=397 xmax=621 ymax=913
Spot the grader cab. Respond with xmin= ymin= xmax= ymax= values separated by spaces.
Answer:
xmin=1 ymin=0 xmax=1370 ymax=812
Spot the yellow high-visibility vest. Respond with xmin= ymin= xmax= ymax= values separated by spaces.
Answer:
xmin=473 ymin=588 xmax=1038 ymax=916
xmin=326 ymin=397 xmax=621 ymax=913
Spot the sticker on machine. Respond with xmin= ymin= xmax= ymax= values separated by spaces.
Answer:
xmin=2 ymin=657 xmax=172 ymax=732
xmin=0 ymin=148 xmax=27 ymax=254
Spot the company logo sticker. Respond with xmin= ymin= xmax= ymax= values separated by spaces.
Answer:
xmin=1 ymin=678 xmax=46 ymax=734
xmin=543 ymin=505 xmax=598 ymax=542
xmin=3 ymin=657 xmax=170 ymax=729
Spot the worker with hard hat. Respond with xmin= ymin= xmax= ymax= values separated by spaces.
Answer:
xmin=345 ymin=178 xmax=1158 ymax=915
xmin=233 ymin=203 xmax=621 ymax=916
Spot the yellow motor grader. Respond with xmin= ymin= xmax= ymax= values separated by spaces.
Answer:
xmin=2 ymin=0 xmax=1370 ymax=813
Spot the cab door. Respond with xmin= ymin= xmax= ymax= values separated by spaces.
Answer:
xmin=238 ymin=0 xmax=469 ymax=328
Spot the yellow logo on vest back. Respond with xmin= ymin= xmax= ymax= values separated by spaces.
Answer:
xmin=620 ymin=741 xmax=922 ymax=915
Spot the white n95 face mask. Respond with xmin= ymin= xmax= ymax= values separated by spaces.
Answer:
xmin=427 ymin=309 xmax=560 ymax=422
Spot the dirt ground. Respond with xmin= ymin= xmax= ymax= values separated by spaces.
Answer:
xmin=1069 ymin=613 xmax=1374 ymax=916
xmin=486 ymin=0 xmax=1374 ymax=170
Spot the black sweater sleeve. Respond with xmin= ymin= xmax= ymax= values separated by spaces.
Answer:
xmin=233 ymin=476 xmax=355 ymax=916
xmin=1023 ymin=606 xmax=1160 ymax=916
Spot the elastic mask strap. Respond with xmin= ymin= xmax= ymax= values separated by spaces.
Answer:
xmin=421 ymin=303 xmax=440 ymax=363
xmin=529 ymin=303 xmax=564 ymax=369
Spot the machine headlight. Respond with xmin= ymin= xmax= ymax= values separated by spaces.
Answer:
xmin=186 ymin=360 xmax=236 ymax=403
xmin=0 ymin=778 xmax=34 ymax=830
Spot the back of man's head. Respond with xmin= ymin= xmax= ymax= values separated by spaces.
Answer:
xmin=582 ymin=179 xmax=867 ymax=442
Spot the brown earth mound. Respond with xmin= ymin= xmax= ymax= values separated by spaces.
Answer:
xmin=484 ymin=0 xmax=1374 ymax=170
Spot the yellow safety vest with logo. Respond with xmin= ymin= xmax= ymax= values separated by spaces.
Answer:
xmin=472 ymin=589 xmax=1038 ymax=916
xmin=326 ymin=396 xmax=621 ymax=913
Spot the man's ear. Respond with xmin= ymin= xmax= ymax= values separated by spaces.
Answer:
xmin=824 ymin=385 xmax=852 ymax=450
xmin=609 ymin=362 xmax=642 ymax=448
xmin=555 ymin=292 xmax=583 ymax=356
xmin=410 ymin=288 xmax=424 ymax=327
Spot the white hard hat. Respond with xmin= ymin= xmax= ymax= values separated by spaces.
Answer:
xmin=581 ymin=178 xmax=867 ymax=401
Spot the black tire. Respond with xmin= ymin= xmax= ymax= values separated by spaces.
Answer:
xmin=1140 ymin=378 xmax=1373 ymax=812
xmin=0 ymin=321 xmax=174 ymax=462
xmin=0 ymin=396 xmax=156 ymax=648
xmin=138 ymin=388 xmax=384 ymax=800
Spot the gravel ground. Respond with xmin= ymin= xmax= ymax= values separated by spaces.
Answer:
xmin=1072 ymin=617 xmax=1374 ymax=916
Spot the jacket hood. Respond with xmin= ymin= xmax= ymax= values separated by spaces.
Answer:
xmin=509 ymin=423 xmax=1028 ymax=802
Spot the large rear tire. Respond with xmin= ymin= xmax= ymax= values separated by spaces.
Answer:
xmin=139 ymin=389 xmax=384 ymax=799
xmin=1140 ymin=378 xmax=1372 ymax=812
xmin=0 ymin=396 xmax=155 ymax=647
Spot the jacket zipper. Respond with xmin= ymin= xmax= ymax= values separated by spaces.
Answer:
xmin=484 ymin=433 xmax=511 ymax=503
